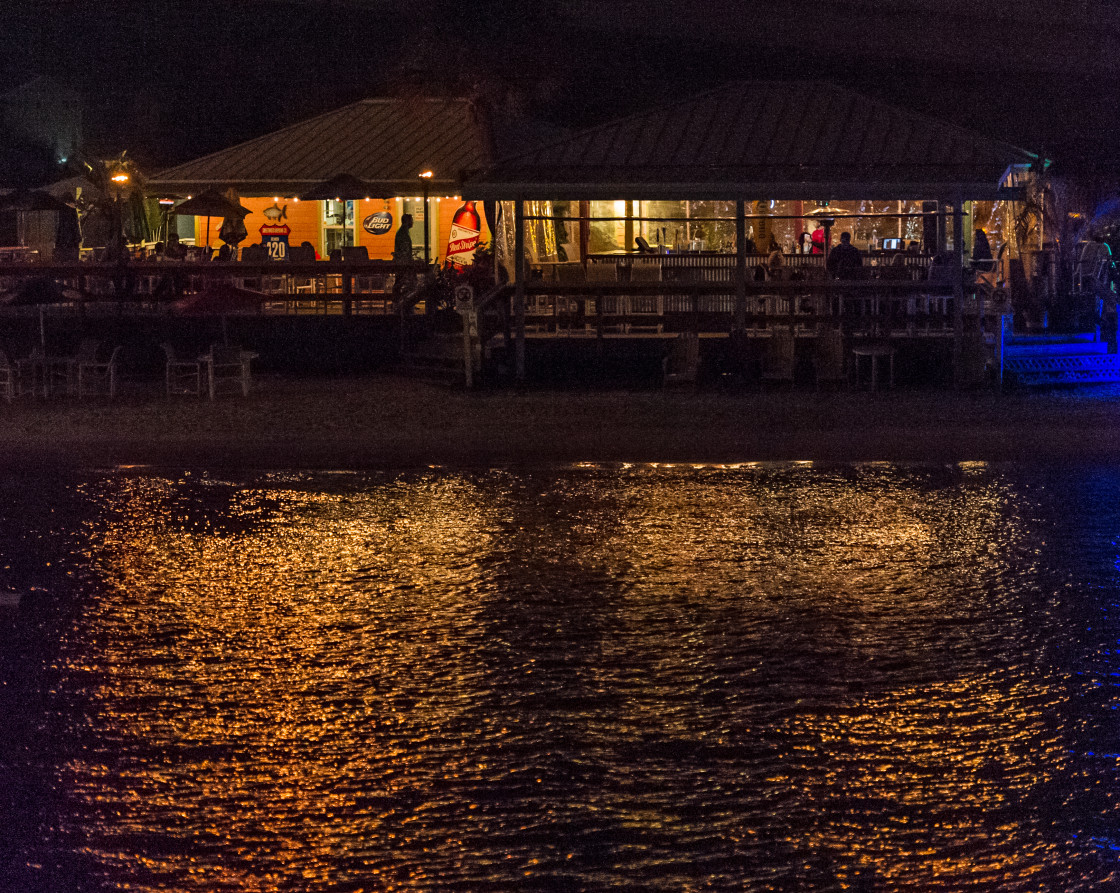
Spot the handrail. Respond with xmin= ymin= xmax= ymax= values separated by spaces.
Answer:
xmin=522 ymin=280 xmax=942 ymax=296
xmin=0 ymin=260 xmax=430 ymax=277
xmin=476 ymin=282 xmax=515 ymax=310
xmin=395 ymin=279 xmax=429 ymax=315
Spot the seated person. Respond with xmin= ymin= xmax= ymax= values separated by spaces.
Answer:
xmin=766 ymin=248 xmax=790 ymax=281
xmin=971 ymin=228 xmax=995 ymax=272
xmin=878 ymin=252 xmax=913 ymax=281
xmin=826 ymin=231 xmax=863 ymax=279
xmin=164 ymin=232 xmax=187 ymax=260
xmin=925 ymin=252 xmax=959 ymax=286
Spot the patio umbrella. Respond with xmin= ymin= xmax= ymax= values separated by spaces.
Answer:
xmin=299 ymin=173 xmax=376 ymax=202
xmin=174 ymin=189 xmax=251 ymax=250
xmin=0 ymin=189 xmax=78 ymax=262
xmin=54 ymin=204 xmax=81 ymax=262
xmin=0 ymin=188 xmax=74 ymax=213
xmin=172 ymin=280 xmax=267 ymax=345
xmin=218 ymin=215 xmax=248 ymax=256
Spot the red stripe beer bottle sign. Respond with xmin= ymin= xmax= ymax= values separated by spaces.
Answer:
xmin=445 ymin=201 xmax=481 ymax=267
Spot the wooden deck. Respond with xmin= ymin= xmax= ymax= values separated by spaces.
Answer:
xmin=0 ymin=257 xmax=994 ymax=342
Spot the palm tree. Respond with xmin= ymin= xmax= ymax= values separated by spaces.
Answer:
xmin=76 ymin=152 xmax=152 ymax=255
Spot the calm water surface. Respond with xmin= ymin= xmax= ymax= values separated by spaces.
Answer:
xmin=1 ymin=463 xmax=1119 ymax=891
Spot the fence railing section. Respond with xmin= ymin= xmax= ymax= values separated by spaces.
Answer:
xmin=578 ymin=253 xmax=933 ymax=284
xmin=518 ymin=274 xmax=970 ymax=336
xmin=0 ymin=258 xmax=973 ymax=336
xmin=0 ymin=260 xmax=429 ymax=316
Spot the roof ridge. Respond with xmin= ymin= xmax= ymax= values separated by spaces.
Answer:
xmin=486 ymin=83 xmax=742 ymax=167
xmin=484 ymin=80 xmax=1039 ymax=169
xmin=813 ymin=81 xmax=1039 ymax=162
xmin=155 ymin=96 xmax=477 ymax=180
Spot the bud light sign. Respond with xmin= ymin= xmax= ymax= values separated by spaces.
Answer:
xmin=362 ymin=211 xmax=393 ymax=235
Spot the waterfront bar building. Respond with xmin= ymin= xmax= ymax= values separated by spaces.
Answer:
xmin=469 ymin=81 xmax=1036 ymax=266
xmin=463 ymin=81 xmax=1040 ymax=379
xmin=150 ymin=97 xmax=494 ymax=264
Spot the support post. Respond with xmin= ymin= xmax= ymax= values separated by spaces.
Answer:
xmin=952 ymin=194 xmax=965 ymax=388
xmin=995 ymin=310 xmax=1007 ymax=392
xmin=342 ymin=267 xmax=352 ymax=316
xmin=422 ymin=182 xmax=430 ymax=266
xmin=514 ymin=196 xmax=526 ymax=385
xmin=734 ymin=199 xmax=747 ymax=333
xmin=579 ymin=200 xmax=590 ymax=266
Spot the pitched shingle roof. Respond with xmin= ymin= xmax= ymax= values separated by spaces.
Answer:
xmin=151 ymin=98 xmax=492 ymax=197
xmin=465 ymin=82 xmax=1038 ymax=201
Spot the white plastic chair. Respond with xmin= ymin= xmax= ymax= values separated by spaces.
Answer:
xmin=206 ymin=344 xmax=253 ymax=399
xmin=0 ymin=349 xmax=15 ymax=402
xmin=161 ymin=343 xmax=201 ymax=396
xmin=78 ymin=345 xmax=121 ymax=398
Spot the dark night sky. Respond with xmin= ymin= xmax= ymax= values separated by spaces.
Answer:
xmin=2 ymin=0 xmax=1119 ymax=175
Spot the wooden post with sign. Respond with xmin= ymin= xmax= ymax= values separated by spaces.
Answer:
xmin=455 ymin=283 xmax=479 ymax=388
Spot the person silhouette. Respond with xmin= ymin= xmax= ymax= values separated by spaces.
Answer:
xmin=392 ymin=214 xmax=416 ymax=301
xmin=826 ymin=231 xmax=863 ymax=279
xmin=393 ymin=213 xmax=414 ymax=263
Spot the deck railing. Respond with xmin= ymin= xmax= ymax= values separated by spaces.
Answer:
xmin=0 ymin=260 xmax=429 ymax=316
xmin=576 ymin=253 xmax=933 ymax=284
xmin=517 ymin=277 xmax=976 ymax=337
xmin=0 ymin=258 xmax=982 ymax=337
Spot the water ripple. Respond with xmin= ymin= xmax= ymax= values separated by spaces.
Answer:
xmin=1 ymin=463 xmax=1118 ymax=890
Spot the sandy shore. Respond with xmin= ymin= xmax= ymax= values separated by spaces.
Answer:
xmin=3 ymin=374 xmax=1120 ymax=470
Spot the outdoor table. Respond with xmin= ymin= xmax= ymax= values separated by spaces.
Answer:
xmin=851 ymin=343 xmax=895 ymax=390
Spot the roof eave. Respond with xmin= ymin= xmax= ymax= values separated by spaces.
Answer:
xmin=149 ymin=178 xmax=463 ymax=198
xmin=464 ymin=180 xmax=1017 ymax=202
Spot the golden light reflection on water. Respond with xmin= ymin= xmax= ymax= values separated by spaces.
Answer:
xmin=28 ymin=464 xmax=1115 ymax=890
